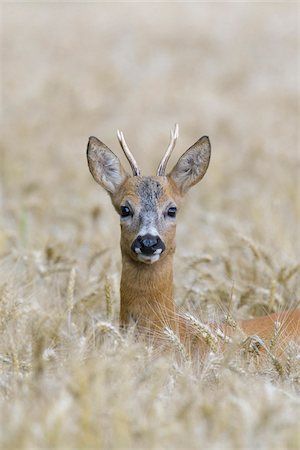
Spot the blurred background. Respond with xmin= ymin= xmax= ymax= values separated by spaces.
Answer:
xmin=0 ymin=2 xmax=299 ymax=308
xmin=0 ymin=4 xmax=300 ymax=448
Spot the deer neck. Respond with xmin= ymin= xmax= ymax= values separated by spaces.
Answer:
xmin=120 ymin=253 xmax=177 ymax=331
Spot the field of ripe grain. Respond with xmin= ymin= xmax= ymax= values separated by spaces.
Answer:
xmin=1 ymin=3 xmax=300 ymax=449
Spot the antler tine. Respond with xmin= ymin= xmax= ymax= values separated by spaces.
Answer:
xmin=156 ymin=123 xmax=179 ymax=176
xmin=117 ymin=130 xmax=141 ymax=176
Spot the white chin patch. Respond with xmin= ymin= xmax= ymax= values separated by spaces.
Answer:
xmin=136 ymin=254 xmax=161 ymax=264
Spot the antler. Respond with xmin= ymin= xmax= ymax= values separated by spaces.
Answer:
xmin=156 ymin=123 xmax=179 ymax=176
xmin=117 ymin=130 xmax=141 ymax=176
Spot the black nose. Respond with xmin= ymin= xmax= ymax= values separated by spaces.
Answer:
xmin=132 ymin=234 xmax=166 ymax=256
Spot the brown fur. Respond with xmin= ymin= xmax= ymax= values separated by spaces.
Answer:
xmin=120 ymin=253 xmax=176 ymax=330
xmin=239 ymin=310 xmax=300 ymax=351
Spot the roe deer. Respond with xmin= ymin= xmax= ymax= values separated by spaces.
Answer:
xmin=87 ymin=124 xmax=300 ymax=357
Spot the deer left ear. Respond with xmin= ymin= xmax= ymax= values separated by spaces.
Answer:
xmin=168 ymin=136 xmax=211 ymax=194
xmin=87 ymin=136 xmax=129 ymax=194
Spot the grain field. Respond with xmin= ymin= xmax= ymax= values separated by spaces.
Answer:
xmin=0 ymin=3 xmax=300 ymax=449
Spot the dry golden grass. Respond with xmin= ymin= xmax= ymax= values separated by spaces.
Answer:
xmin=0 ymin=3 xmax=300 ymax=449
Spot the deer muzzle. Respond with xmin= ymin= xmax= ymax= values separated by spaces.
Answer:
xmin=131 ymin=234 xmax=166 ymax=260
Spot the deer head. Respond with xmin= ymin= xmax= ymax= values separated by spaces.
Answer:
xmin=87 ymin=124 xmax=211 ymax=265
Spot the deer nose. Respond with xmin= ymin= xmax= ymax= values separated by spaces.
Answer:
xmin=132 ymin=234 xmax=166 ymax=256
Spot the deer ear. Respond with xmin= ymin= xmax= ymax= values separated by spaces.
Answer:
xmin=87 ymin=136 xmax=129 ymax=194
xmin=168 ymin=136 xmax=211 ymax=194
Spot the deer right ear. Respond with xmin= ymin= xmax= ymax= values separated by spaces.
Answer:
xmin=168 ymin=136 xmax=211 ymax=194
xmin=87 ymin=136 xmax=129 ymax=194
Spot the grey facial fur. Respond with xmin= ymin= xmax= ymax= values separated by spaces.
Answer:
xmin=136 ymin=178 xmax=163 ymax=236
xmin=119 ymin=176 xmax=176 ymax=264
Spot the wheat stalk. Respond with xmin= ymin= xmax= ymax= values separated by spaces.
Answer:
xmin=163 ymin=326 xmax=189 ymax=361
xmin=95 ymin=321 xmax=125 ymax=344
xmin=105 ymin=276 xmax=113 ymax=320
xmin=67 ymin=267 xmax=76 ymax=332
xmin=182 ymin=313 xmax=219 ymax=352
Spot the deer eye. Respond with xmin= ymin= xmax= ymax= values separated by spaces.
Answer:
xmin=167 ymin=206 xmax=177 ymax=218
xmin=120 ymin=205 xmax=132 ymax=217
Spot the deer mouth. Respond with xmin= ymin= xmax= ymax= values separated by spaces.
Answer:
xmin=134 ymin=248 xmax=163 ymax=264
xmin=131 ymin=235 xmax=165 ymax=264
